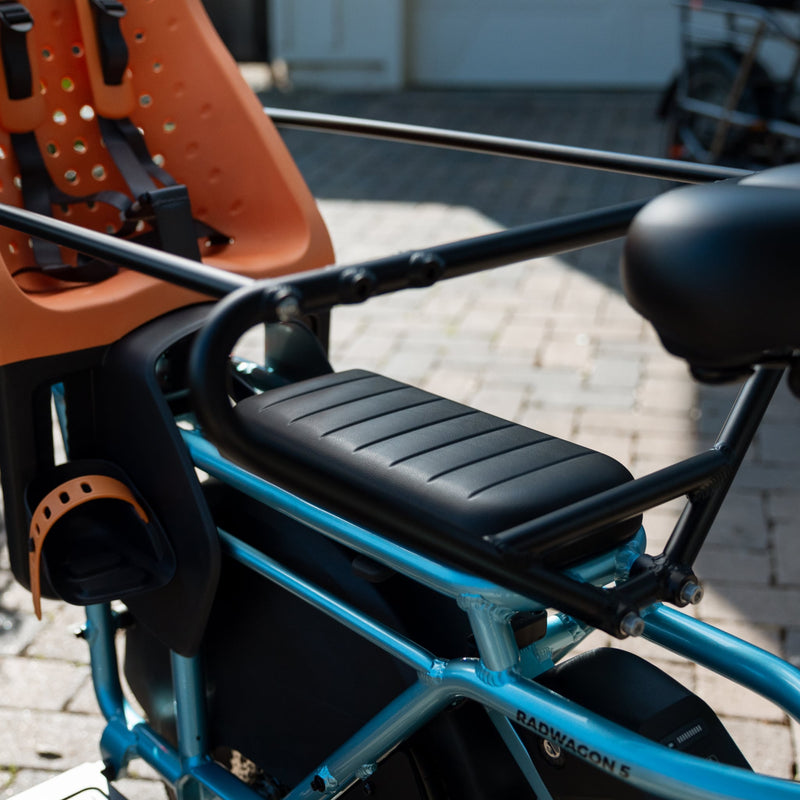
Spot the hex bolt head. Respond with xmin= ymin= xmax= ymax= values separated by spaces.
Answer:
xmin=619 ymin=612 xmax=645 ymax=638
xmin=276 ymin=296 xmax=301 ymax=322
xmin=680 ymin=580 xmax=704 ymax=606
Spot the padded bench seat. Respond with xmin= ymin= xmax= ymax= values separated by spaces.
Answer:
xmin=233 ymin=369 xmax=641 ymax=568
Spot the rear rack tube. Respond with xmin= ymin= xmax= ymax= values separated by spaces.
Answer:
xmin=266 ymin=107 xmax=752 ymax=184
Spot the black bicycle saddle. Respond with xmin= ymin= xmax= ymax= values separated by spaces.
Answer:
xmin=622 ymin=163 xmax=800 ymax=378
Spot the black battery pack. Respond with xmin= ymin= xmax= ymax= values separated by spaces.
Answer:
xmin=517 ymin=647 xmax=750 ymax=800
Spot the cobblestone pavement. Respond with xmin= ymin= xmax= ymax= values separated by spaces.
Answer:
xmin=1 ymin=86 xmax=799 ymax=796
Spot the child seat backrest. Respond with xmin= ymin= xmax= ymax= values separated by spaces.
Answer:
xmin=0 ymin=0 xmax=333 ymax=366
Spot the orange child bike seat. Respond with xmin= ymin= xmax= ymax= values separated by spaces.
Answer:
xmin=0 ymin=0 xmax=334 ymax=367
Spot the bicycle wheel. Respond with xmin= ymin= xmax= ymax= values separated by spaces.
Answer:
xmin=670 ymin=47 xmax=773 ymax=163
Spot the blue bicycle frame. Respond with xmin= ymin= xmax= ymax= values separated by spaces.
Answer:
xmin=68 ymin=411 xmax=800 ymax=800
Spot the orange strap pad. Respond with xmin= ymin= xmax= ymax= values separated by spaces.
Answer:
xmin=28 ymin=474 xmax=148 ymax=619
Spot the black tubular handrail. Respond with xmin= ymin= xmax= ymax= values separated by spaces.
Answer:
xmin=0 ymin=203 xmax=251 ymax=297
xmin=0 ymin=195 xmax=646 ymax=306
xmin=265 ymin=107 xmax=752 ymax=184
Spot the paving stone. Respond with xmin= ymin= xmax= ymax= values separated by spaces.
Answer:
xmin=570 ymin=430 xmax=634 ymax=467
xmin=0 ymin=659 xmax=87 ymax=713
xmin=695 ymin=664 xmax=787 ymax=723
xmin=24 ymin=607 xmax=91 ymax=665
xmin=722 ymin=719 xmax=795 ymax=779
xmin=694 ymin=545 xmax=772 ymax=587
xmin=699 ymin=585 xmax=800 ymax=628
xmin=768 ymin=490 xmax=800 ymax=525
xmin=783 ymin=628 xmax=800 ymax=667
xmin=705 ymin=493 xmax=769 ymax=551
xmin=774 ymin=522 xmax=800 ymax=588
xmin=111 ymin=778 xmax=169 ymax=800
xmin=758 ymin=422 xmax=800 ymax=467
xmin=0 ymin=771 xmax=61 ymax=800
xmin=636 ymin=377 xmax=699 ymax=414
xmin=586 ymin=356 xmax=642 ymax=390
xmin=64 ymin=677 xmax=100 ymax=716
xmin=0 ymin=709 xmax=105 ymax=770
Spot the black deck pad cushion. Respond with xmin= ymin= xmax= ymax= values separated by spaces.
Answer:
xmin=233 ymin=370 xmax=641 ymax=567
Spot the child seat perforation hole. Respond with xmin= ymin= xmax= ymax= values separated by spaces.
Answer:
xmin=61 ymin=77 xmax=75 ymax=93
xmin=134 ymin=30 xmax=146 ymax=43
xmin=45 ymin=142 xmax=59 ymax=157
xmin=72 ymin=43 xmax=83 ymax=57
xmin=53 ymin=110 xmax=67 ymax=125
xmin=79 ymin=105 xmax=95 ymax=122
xmin=43 ymin=507 xmax=51 ymax=519
xmin=64 ymin=169 xmax=79 ymax=184
xmin=59 ymin=492 xmax=70 ymax=504
xmin=42 ymin=48 xmax=53 ymax=61
xmin=73 ymin=139 xmax=87 ymax=154
xmin=163 ymin=120 xmax=176 ymax=133
xmin=80 ymin=483 xmax=92 ymax=494
xmin=139 ymin=94 xmax=153 ymax=108
xmin=91 ymin=165 xmax=106 ymax=181
xmin=153 ymin=61 xmax=163 ymax=73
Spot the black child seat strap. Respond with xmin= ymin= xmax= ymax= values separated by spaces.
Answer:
xmin=0 ymin=2 xmax=33 ymax=100
xmin=89 ymin=0 xmax=128 ymax=86
xmin=0 ymin=3 xmax=120 ymax=282
xmin=87 ymin=0 xmax=229 ymax=262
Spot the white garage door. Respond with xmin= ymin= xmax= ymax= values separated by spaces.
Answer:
xmin=408 ymin=0 xmax=680 ymax=88
xmin=270 ymin=0 xmax=405 ymax=89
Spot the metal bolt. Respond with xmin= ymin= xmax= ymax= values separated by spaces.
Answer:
xmin=679 ymin=580 xmax=704 ymax=606
xmin=619 ymin=611 xmax=645 ymax=638
xmin=542 ymin=739 xmax=562 ymax=761
xmin=276 ymin=295 xmax=301 ymax=322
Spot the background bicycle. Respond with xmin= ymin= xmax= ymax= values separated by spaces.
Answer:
xmin=661 ymin=0 xmax=800 ymax=165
